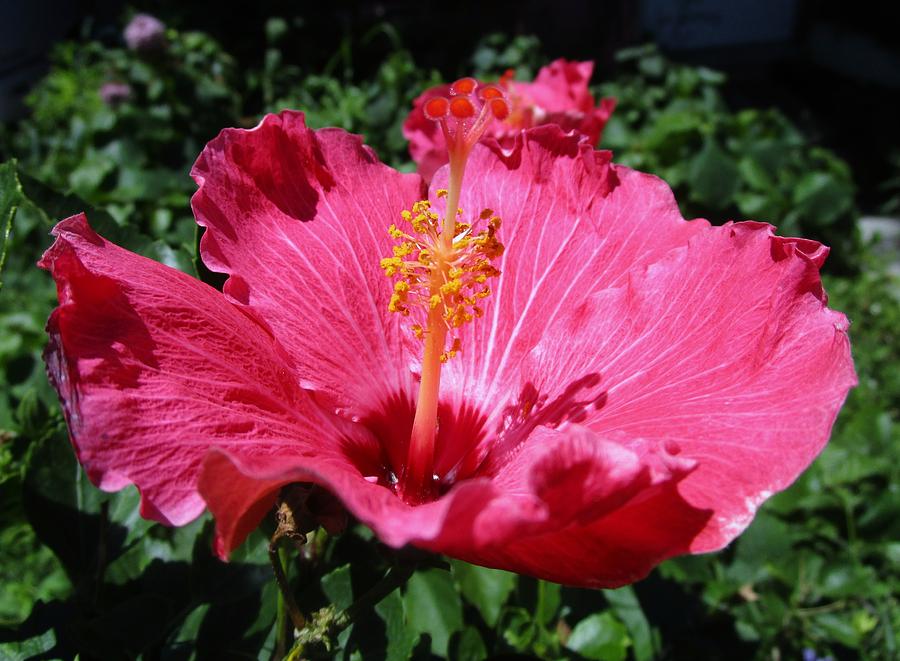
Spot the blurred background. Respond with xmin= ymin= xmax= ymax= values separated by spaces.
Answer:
xmin=0 ymin=1 xmax=898 ymax=659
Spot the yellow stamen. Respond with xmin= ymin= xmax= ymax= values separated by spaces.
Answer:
xmin=380 ymin=194 xmax=504 ymax=502
xmin=383 ymin=76 xmax=509 ymax=502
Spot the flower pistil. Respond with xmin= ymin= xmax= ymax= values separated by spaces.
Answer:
xmin=382 ymin=77 xmax=509 ymax=503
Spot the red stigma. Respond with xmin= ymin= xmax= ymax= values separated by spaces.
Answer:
xmin=450 ymin=77 xmax=477 ymax=95
xmin=419 ymin=74 xmax=511 ymax=164
xmin=450 ymin=97 xmax=475 ymax=118
xmin=478 ymin=85 xmax=504 ymax=100
xmin=489 ymin=98 xmax=510 ymax=120
xmin=424 ymin=96 xmax=450 ymax=119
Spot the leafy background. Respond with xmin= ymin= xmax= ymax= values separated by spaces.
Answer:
xmin=0 ymin=6 xmax=898 ymax=661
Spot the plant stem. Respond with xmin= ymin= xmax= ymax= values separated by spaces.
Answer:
xmin=334 ymin=564 xmax=416 ymax=632
xmin=404 ymin=156 xmax=466 ymax=502
xmin=269 ymin=539 xmax=307 ymax=633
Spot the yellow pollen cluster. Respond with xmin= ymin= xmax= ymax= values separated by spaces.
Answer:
xmin=380 ymin=195 xmax=504 ymax=361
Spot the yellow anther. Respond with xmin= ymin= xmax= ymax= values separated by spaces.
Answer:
xmin=440 ymin=279 xmax=462 ymax=296
xmin=436 ymin=189 xmax=448 ymax=198
xmin=393 ymin=242 xmax=415 ymax=258
xmin=389 ymin=293 xmax=409 ymax=315
xmin=382 ymin=200 xmax=504 ymax=360
xmin=380 ymin=256 xmax=403 ymax=277
xmin=439 ymin=338 xmax=462 ymax=363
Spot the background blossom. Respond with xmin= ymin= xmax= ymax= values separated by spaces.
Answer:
xmin=404 ymin=59 xmax=616 ymax=181
xmin=123 ymin=13 xmax=167 ymax=52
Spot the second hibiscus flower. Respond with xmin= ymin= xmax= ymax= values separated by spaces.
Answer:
xmin=404 ymin=59 xmax=616 ymax=181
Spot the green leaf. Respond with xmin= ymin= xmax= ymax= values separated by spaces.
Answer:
xmin=0 ymin=160 xmax=23 ymax=292
xmin=535 ymin=580 xmax=561 ymax=627
xmin=500 ymin=606 xmax=537 ymax=652
xmin=166 ymin=602 xmax=209 ymax=654
xmin=792 ymin=171 xmax=854 ymax=226
xmin=68 ymin=149 xmax=115 ymax=196
xmin=374 ymin=590 xmax=419 ymax=661
xmin=403 ymin=568 xmax=463 ymax=657
xmin=811 ymin=613 xmax=864 ymax=648
xmin=321 ymin=564 xmax=354 ymax=610
xmin=23 ymin=433 xmax=112 ymax=581
xmin=450 ymin=560 xmax=516 ymax=627
xmin=688 ymin=138 xmax=740 ymax=209
xmin=0 ymin=630 xmax=57 ymax=660
xmin=565 ymin=612 xmax=631 ymax=661
xmin=450 ymin=626 xmax=488 ymax=661
xmin=321 ymin=564 xmax=354 ymax=652
xmin=142 ymin=239 xmax=195 ymax=275
xmin=733 ymin=511 xmax=793 ymax=570
xmin=604 ymin=586 xmax=658 ymax=661
xmin=0 ymin=522 xmax=70 ymax=626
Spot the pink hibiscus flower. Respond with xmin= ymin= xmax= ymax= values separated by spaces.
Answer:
xmin=42 ymin=86 xmax=854 ymax=587
xmin=404 ymin=59 xmax=616 ymax=181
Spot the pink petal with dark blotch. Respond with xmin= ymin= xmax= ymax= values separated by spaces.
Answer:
xmin=455 ymin=425 xmax=710 ymax=587
xmin=39 ymin=213 xmax=375 ymax=528
xmin=519 ymin=222 xmax=856 ymax=551
xmin=191 ymin=111 xmax=425 ymax=417
xmin=431 ymin=129 xmax=708 ymax=443
xmin=199 ymin=422 xmax=706 ymax=587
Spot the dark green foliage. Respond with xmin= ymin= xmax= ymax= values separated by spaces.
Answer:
xmin=599 ymin=45 xmax=862 ymax=273
xmin=0 ymin=16 xmax=896 ymax=661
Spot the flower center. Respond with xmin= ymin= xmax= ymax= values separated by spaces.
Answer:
xmin=381 ymin=195 xmax=503 ymax=360
xmin=384 ymin=77 xmax=509 ymax=503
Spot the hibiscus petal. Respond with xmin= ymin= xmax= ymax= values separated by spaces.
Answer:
xmin=200 ymin=421 xmax=706 ymax=587
xmin=513 ymin=59 xmax=616 ymax=145
xmin=520 ymin=222 xmax=856 ymax=551
xmin=433 ymin=132 xmax=708 ymax=429
xmin=191 ymin=111 xmax=425 ymax=416
xmin=200 ymin=440 xmax=539 ymax=559
xmin=457 ymin=425 xmax=710 ymax=587
xmin=517 ymin=59 xmax=598 ymax=112
xmin=39 ymin=213 xmax=365 ymax=527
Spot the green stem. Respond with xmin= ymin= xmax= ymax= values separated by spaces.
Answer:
xmin=285 ymin=564 xmax=416 ymax=659
xmin=335 ymin=564 xmax=416 ymax=632
xmin=269 ymin=540 xmax=307 ymax=634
